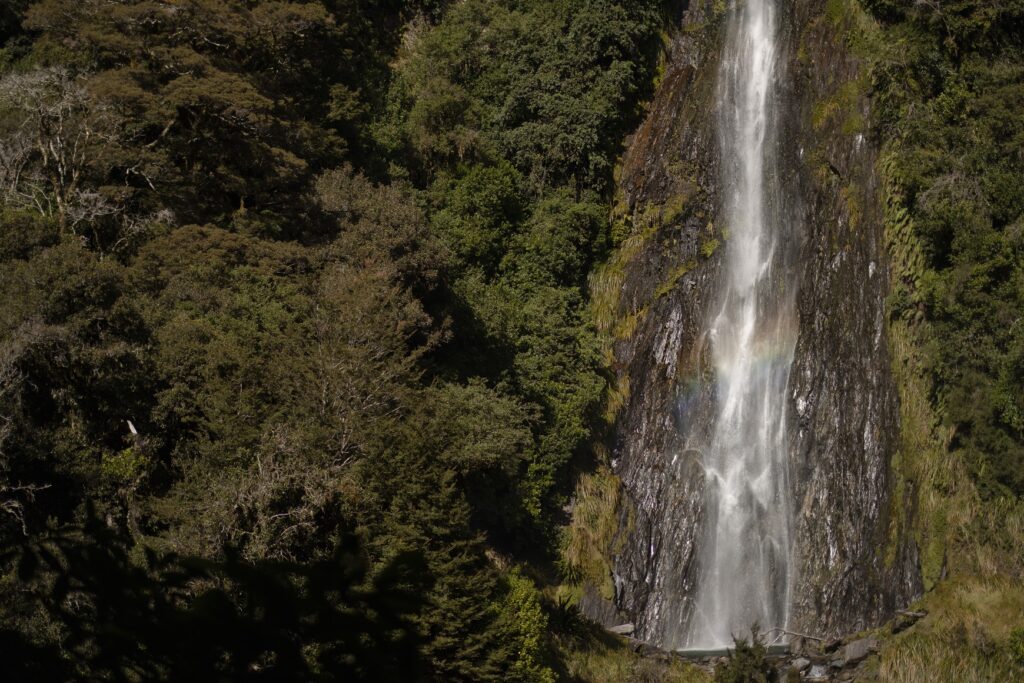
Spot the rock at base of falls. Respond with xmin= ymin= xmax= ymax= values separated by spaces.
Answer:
xmin=806 ymin=664 xmax=830 ymax=680
xmin=607 ymin=623 xmax=636 ymax=636
xmin=790 ymin=657 xmax=811 ymax=672
xmin=836 ymin=637 xmax=878 ymax=667
xmin=578 ymin=584 xmax=625 ymax=629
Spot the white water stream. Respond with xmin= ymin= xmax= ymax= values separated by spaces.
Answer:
xmin=683 ymin=0 xmax=797 ymax=649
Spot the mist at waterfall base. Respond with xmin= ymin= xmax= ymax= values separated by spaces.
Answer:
xmin=676 ymin=0 xmax=800 ymax=651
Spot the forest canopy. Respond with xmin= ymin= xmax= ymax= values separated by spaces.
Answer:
xmin=0 ymin=1 xmax=667 ymax=680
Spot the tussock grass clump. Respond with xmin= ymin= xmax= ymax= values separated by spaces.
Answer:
xmin=589 ymin=227 xmax=656 ymax=340
xmin=562 ymin=465 xmax=627 ymax=601
xmin=613 ymin=307 xmax=649 ymax=341
xmin=880 ymin=638 xmax=1017 ymax=683
xmin=556 ymin=627 xmax=710 ymax=683
xmin=879 ymin=577 xmax=1024 ymax=682
xmin=655 ymin=261 xmax=697 ymax=299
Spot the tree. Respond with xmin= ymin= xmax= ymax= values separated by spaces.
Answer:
xmin=0 ymin=0 xmax=29 ymax=47
xmin=1 ymin=514 xmax=430 ymax=681
xmin=0 ymin=68 xmax=123 ymax=234
xmin=21 ymin=0 xmax=348 ymax=234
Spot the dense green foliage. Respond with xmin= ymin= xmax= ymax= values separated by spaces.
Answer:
xmin=868 ymin=0 xmax=1024 ymax=497
xmin=0 ymin=0 xmax=669 ymax=680
xmin=4 ymin=516 xmax=429 ymax=681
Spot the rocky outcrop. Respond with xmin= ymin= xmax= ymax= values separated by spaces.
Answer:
xmin=601 ymin=0 xmax=726 ymax=646
xmin=784 ymin=0 xmax=922 ymax=636
xmin=617 ymin=630 xmax=890 ymax=682
xmin=586 ymin=0 xmax=921 ymax=646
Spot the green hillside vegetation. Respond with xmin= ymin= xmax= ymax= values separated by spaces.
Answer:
xmin=846 ymin=0 xmax=1024 ymax=678
xmin=0 ymin=1 xmax=682 ymax=680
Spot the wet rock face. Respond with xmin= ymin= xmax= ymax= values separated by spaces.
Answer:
xmin=590 ymin=0 xmax=921 ymax=645
xmin=602 ymin=0 xmax=726 ymax=645
xmin=784 ymin=0 xmax=922 ymax=635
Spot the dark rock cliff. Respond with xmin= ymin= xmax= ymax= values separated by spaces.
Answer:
xmin=784 ymin=0 xmax=922 ymax=636
xmin=598 ymin=0 xmax=724 ymax=646
xmin=586 ymin=0 xmax=922 ymax=645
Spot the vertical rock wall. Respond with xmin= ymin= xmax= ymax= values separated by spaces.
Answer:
xmin=784 ymin=0 xmax=922 ymax=636
xmin=600 ymin=0 xmax=724 ymax=646
xmin=587 ymin=0 xmax=921 ymax=645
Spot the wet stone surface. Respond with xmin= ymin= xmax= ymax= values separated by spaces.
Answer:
xmin=585 ymin=0 xmax=922 ymax=650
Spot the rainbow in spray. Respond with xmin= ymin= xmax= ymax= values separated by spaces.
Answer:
xmin=682 ymin=0 xmax=799 ymax=650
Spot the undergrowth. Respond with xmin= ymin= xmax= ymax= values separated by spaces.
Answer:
xmin=555 ymin=629 xmax=710 ymax=683
xmin=879 ymin=577 xmax=1024 ymax=682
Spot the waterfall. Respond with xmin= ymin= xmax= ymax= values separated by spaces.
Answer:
xmin=683 ymin=0 xmax=798 ymax=649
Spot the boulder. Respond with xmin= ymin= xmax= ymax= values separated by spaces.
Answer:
xmin=608 ymin=623 xmax=635 ymax=636
xmin=806 ymin=664 xmax=830 ymax=680
xmin=840 ymin=637 xmax=878 ymax=666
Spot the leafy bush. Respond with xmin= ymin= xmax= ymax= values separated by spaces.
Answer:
xmin=714 ymin=628 xmax=775 ymax=683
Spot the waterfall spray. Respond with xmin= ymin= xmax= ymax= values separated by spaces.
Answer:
xmin=683 ymin=0 xmax=798 ymax=649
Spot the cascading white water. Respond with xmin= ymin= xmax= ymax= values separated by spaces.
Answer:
xmin=684 ymin=0 xmax=797 ymax=649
